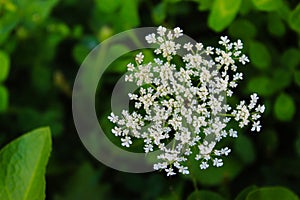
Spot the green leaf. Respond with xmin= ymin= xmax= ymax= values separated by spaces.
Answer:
xmin=95 ymin=0 xmax=121 ymax=13
xmin=228 ymin=19 xmax=257 ymax=39
xmin=267 ymin=13 xmax=286 ymax=37
xmin=0 ymin=12 xmax=19 ymax=44
xmin=281 ymin=48 xmax=300 ymax=70
xmin=118 ymin=0 xmax=140 ymax=29
xmin=234 ymin=135 xmax=256 ymax=164
xmin=249 ymin=41 xmax=271 ymax=69
xmin=187 ymin=190 xmax=225 ymax=200
xmin=196 ymin=0 xmax=214 ymax=11
xmin=18 ymin=0 xmax=59 ymax=27
xmin=271 ymin=69 xmax=292 ymax=91
xmin=235 ymin=185 xmax=258 ymax=200
xmin=239 ymin=0 xmax=253 ymax=15
xmin=251 ymin=0 xmax=282 ymax=11
xmin=274 ymin=93 xmax=296 ymax=122
xmin=208 ymin=0 xmax=242 ymax=32
xmin=152 ymin=2 xmax=167 ymax=24
xmin=0 ymin=85 xmax=8 ymax=112
xmin=289 ymin=3 xmax=300 ymax=33
xmin=247 ymin=76 xmax=274 ymax=97
xmin=246 ymin=186 xmax=298 ymax=200
xmin=0 ymin=127 xmax=52 ymax=200
xmin=188 ymin=158 xmax=243 ymax=186
xmin=0 ymin=51 xmax=10 ymax=82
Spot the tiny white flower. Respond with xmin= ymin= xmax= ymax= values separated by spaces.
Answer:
xmin=121 ymin=136 xmax=132 ymax=147
xmin=174 ymin=27 xmax=183 ymax=38
xmin=239 ymin=54 xmax=250 ymax=65
xmin=251 ymin=121 xmax=262 ymax=132
xmin=255 ymin=105 xmax=265 ymax=113
xmin=165 ymin=167 xmax=176 ymax=176
xmin=219 ymin=36 xmax=230 ymax=46
xmin=213 ymin=158 xmax=223 ymax=167
xmin=135 ymin=52 xmax=144 ymax=64
xmin=145 ymin=33 xmax=156 ymax=44
xmin=200 ymin=161 xmax=209 ymax=169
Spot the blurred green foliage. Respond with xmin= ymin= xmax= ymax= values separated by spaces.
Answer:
xmin=0 ymin=0 xmax=300 ymax=199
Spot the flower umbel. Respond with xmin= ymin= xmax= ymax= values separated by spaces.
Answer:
xmin=108 ymin=26 xmax=264 ymax=176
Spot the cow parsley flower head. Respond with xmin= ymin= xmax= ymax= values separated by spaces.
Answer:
xmin=108 ymin=26 xmax=264 ymax=176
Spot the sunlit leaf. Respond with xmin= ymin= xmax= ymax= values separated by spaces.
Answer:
xmin=196 ymin=0 xmax=214 ymax=11
xmin=0 ymin=127 xmax=52 ymax=200
xmin=208 ymin=0 xmax=242 ymax=32
xmin=252 ymin=0 xmax=282 ymax=11
xmin=95 ymin=0 xmax=121 ymax=13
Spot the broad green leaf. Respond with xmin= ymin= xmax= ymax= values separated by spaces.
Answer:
xmin=274 ymin=93 xmax=295 ymax=122
xmin=247 ymin=76 xmax=274 ymax=97
xmin=249 ymin=41 xmax=271 ymax=69
xmin=196 ymin=0 xmax=214 ymax=11
xmin=0 ymin=127 xmax=52 ymax=200
xmin=246 ymin=186 xmax=298 ymax=200
xmin=289 ymin=3 xmax=300 ymax=33
xmin=235 ymin=185 xmax=258 ymax=200
xmin=187 ymin=190 xmax=225 ymax=200
xmin=251 ymin=0 xmax=282 ymax=11
xmin=234 ymin=135 xmax=255 ymax=164
xmin=95 ymin=0 xmax=121 ymax=13
xmin=208 ymin=0 xmax=242 ymax=32
xmin=0 ymin=51 xmax=10 ymax=82
xmin=0 ymin=85 xmax=8 ymax=112
xmin=118 ymin=0 xmax=140 ymax=29
xmin=228 ymin=19 xmax=257 ymax=39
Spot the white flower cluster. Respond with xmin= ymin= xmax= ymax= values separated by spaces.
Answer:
xmin=108 ymin=26 xmax=265 ymax=176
